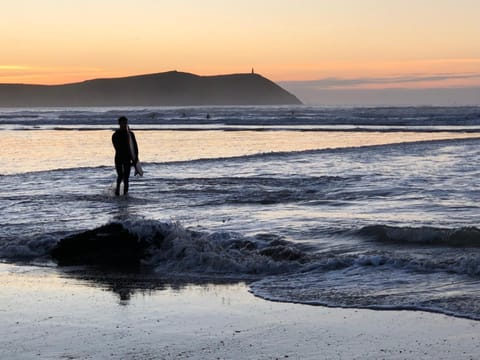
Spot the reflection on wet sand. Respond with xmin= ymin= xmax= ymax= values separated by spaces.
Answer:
xmin=56 ymin=267 xmax=244 ymax=304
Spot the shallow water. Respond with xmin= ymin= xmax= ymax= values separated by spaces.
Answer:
xmin=2 ymin=105 xmax=480 ymax=320
xmin=3 ymin=129 xmax=476 ymax=175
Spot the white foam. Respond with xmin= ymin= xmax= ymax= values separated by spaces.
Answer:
xmin=121 ymin=219 xmax=303 ymax=276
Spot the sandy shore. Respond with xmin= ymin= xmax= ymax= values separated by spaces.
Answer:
xmin=1 ymin=263 xmax=479 ymax=359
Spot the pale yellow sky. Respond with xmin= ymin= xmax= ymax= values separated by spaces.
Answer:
xmin=1 ymin=0 xmax=480 ymax=87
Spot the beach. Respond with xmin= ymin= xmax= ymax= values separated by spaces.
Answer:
xmin=4 ymin=0 xmax=480 ymax=357
xmin=1 ymin=263 xmax=480 ymax=359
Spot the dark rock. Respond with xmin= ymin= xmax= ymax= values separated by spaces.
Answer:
xmin=51 ymin=223 xmax=146 ymax=267
xmin=259 ymin=245 xmax=305 ymax=261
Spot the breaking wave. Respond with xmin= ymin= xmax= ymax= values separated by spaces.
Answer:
xmin=0 ymin=219 xmax=308 ymax=277
xmin=124 ymin=220 xmax=307 ymax=275
xmin=356 ymin=224 xmax=480 ymax=247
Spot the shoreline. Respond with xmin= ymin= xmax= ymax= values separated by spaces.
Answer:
xmin=1 ymin=263 xmax=479 ymax=359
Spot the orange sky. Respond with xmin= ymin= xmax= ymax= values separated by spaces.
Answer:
xmin=2 ymin=0 xmax=480 ymax=89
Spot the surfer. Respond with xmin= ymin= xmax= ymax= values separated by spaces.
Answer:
xmin=112 ymin=116 xmax=139 ymax=196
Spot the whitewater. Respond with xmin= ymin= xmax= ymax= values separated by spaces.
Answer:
xmin=1 ymin=105 xmax=480 ymax=320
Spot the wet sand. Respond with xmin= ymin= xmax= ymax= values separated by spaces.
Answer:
xmin=1 ymin=263 xmax=479 ymax=359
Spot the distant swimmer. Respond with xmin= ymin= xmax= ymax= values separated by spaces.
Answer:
xmin=112 ymin=116 xmax=140 ymax=196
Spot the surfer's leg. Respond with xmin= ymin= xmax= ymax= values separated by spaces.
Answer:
xmin=123 ymin=163 xmax=131 ymax=194
xmin=115 ymin=161 xmax=124 ymax=196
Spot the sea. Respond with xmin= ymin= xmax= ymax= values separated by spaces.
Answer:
xmin=2 ymin=105 xmax=480 ymax=320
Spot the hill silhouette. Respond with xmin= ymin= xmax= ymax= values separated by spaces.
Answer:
xmin=0 ymin=71 xmax=302 ymax=107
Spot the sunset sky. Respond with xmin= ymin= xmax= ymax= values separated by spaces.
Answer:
xmin=2 ymin=0 xmax=480 ymax=104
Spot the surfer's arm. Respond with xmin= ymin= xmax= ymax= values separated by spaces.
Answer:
xmin=112 ymin=131 xmax=120 ymax=151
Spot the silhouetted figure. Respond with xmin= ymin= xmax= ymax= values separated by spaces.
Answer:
xmin=112 ymin=116 xmax=139 ymax=196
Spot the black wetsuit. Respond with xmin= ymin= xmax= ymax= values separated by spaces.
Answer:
xmin=112 ymin=129 xmax=138 ymax=195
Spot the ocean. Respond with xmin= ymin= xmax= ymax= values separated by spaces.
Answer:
xmin=1 ymin=105 xmax=480 ymax=320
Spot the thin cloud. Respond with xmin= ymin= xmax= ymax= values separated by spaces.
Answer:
xmin=0 ymin=65 xmax=32 ymax=76
xmin=282 ymin=73 xmax=480 ymax=89
xmin=0 ymin=66 xmax=106 ymax=84
xmin=0 ymin=65 xmax=30 ymax=70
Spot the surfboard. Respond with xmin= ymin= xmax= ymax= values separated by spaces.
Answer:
xmin=133 ymin=160 xmax=143 ymax=177
xmin=128 ymin=129 xmax=143 ymax=176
